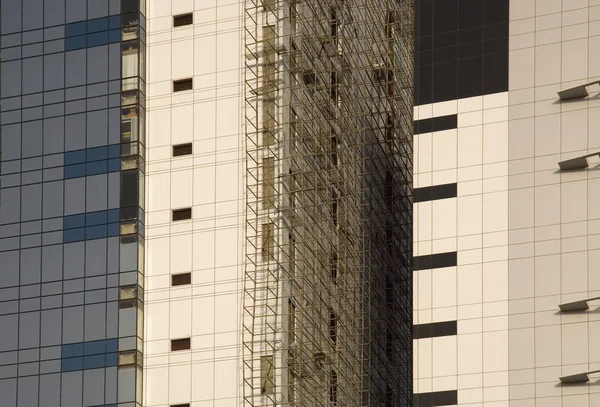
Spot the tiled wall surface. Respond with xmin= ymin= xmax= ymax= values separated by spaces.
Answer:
xmin=143 ymin=0 xmax=244 ymax=406
xmin=413 ymin=0 xmax=600 ymax=406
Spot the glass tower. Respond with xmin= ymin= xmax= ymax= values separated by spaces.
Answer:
xmin=0 ymin=0 xmax=146 ymax=406
xmin=0 ymin=1 xmax=414 ymax=407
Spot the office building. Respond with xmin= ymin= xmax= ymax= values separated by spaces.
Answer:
xmin=413 ymin=0 xmax=600 ymax=406
xmin=0 ymin=0 xmax=413 ymax=406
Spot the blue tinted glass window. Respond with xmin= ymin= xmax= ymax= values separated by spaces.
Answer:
xmin=106 ymin=339 xmax=118 ymax=352
xmin=108 ymin=223 xmax=120 ymax=237
xmin=105 ymin=352 xmax=118 ymax=367
xmin=87 ymin=146 xmax=108 ymax=162
xmin=108 ymin=158 xmax=120 ymax=172
xmin=62 ymin=357 xmax=83 ymax=372
xmin=108 ymin=144 xmax=121 ymax=158
xmin=62 ymin=343 xmax=84 ymax=358
xmin=86 ymin=211 xmax=108 ymax=226
xmin=65 ymin=150 xmax=86 ymax=165
xmin=83 ymin=354 xmax=105 ymax=369
xmin=86 ymin=161 xmax=108 ymax=176
xmin=65 ymin=164 xmax=86 ymax=179
xmin=86 ymin=225 xmax=107 ymax=240
xmin=87 ymin=31 xmax=109 ymax=48
xmin=109 ymin=15 xmax=121 ymax=29
xmin=65 ymin=35 xmax=86 ymax=51
xmin=66 ymin=22 xmax=86 ymax=37
xmin=64 ymin=228 xmax=85 ymax=243
xmin=87 ymin=17 xmax=109 ymax=33
xmin=84 ymin=340 xmax=106 ymax=355
xmin=107 ymin=210 xmax=120 ymax=223
xmin=64 ymin=214 xmax=86 ymax=229
xmin=109 ymin=29 xmax=121 ymax=43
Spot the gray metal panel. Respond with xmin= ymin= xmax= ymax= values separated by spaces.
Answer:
xmin=83 ymin=368 xmax=105 ymax=406
xmin=60 ymin=371 xmax=83 ymax=407
xmin=62 ymin=306 xmax=83 ymax=344
xmin=1 ymin=0 xmax=22 ymax=34
xmin=44 ymin=0 xmax=65 ymax=26
xmin=0 ymin=251 xmax=19 ymax=288
xmin=21 ymin=184 xmax=42 ymax=221
xmin=0 ymin=378 xmax=17 ymax=407
xmin=22 ymin=0 xmax=44 ymax=31
xmin=84 ymin=303 xmax=106 ymax=341
xmin=85 ymin=239 xmax=107 ymax=277
xmin=86 ymin=174 xmax=108 ymax=212
xmin=17 ymin=376 xmax=39 ymax=407
xmin=42 ymin=245 xmax=63 ymax=282
xmin=86 ymin=110 xmax=108 ymax=148
xmin=64 ymin=113 xmax=86 ymax=151
xmin=39 ymin=374 xmax=60 ymax=407
xmin=20 ymin=247 xmax=41 ymax=285
xmin=1 ymin=124 xmax=22 ymax=160
xmin=43 ymin=181 xmax=64 ymax=219
xmin=87 ymin=46 xmax=109 ymax=84
xmin=65 ymin=0 xmax=86 ymax=23
xmin=64 ymin=178 xmax=86 ymax=216
xmin=87 ymin=0 xmax=109 ymax=19
xmin=65 ymin=50 xmax=87 ymax=88
xmin=40 ymin=309 xmax=62 ymax=346
xmin=21 ymin=120 xmax=43 ymax=158
xmin=19 ymin=311 xmax=40 ymax=348
xmin=0 ymin=315 xmax=19 ymax=351
xmin=22 ymin=57 xmax=43 ymax=95
xmin=64 ymin=242 xmax=85 ymax=280
xmin=44 ymin=53 xmax=66 ymax=92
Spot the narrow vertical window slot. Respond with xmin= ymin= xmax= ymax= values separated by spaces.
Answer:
xmin=263 ymin=157 xmax=276 ymax=209
xmin=262 ymin=25 xmax=277 ymax=147
xmin=261 ymin=222 xmax=275 ymax=260
xmin=260 ymin=355 xmax=275 ymax=394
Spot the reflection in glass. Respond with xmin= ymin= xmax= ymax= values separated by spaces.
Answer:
xmin=121 ymin=105 xmax=138 ymax=143
xmin=122 ymin=40 xmax=139 ymax=79
xmin=121 ymin=90 xmax=138 ymax=106
xmin=119 ymin=285 xmax=138 ymax=300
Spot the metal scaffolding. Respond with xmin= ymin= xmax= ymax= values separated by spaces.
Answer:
xmin=243 ymin=0 xmax=413 ymax=405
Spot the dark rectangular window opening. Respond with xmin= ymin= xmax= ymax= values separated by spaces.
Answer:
xmin=413 ymin=183 xmax=457 ymax=203
xmin=173 ymin=143 xmax=193 ymax=157
xmin=385 ymin=386 xmax=393 ymax=407
xmin=171 ymin=338 xmax=191 ymax=351
xmin=330 ymin=9 xmax=338 ymax=38
xmin=413 ymin=320 xmax=457 ymax=340
xmin=386 ymin=328 xmax=393 ymax=361
xmin=413 ymin=251 xmax=457 ymax=271
xmin=330 ymin=71 xmax=338 ymax=101
xmin=414 ymin=114 xmax=458 ymax=135
xmin=329 ymin=370 xmax=338 ymax=406
xmin=331 ymin=252 xmax=338 ymax=285
xmin=413 ymin=390 xmax=458 ymax=407
xmin=173 ymin=13 xmax=193 ymax=27
xmin=173 ymin=78 xmax=193 ymax=92
xmin=172 ymin=208 xmax=192 ymax=222
xmin=385 ymin=275 xmax=394 ymax=311
xmin=171 ymin=404 xmax=191 ymax=407
xmin=172 ymin=273 xmax=192 ymax=286
xmin=329 ymin=309 xmax=337 ymax=345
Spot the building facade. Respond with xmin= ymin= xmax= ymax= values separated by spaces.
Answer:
xmin=413 ymin=0 xmax=600 ymax=406
xmin=0 ymin=1 xmax=413 ymax=407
